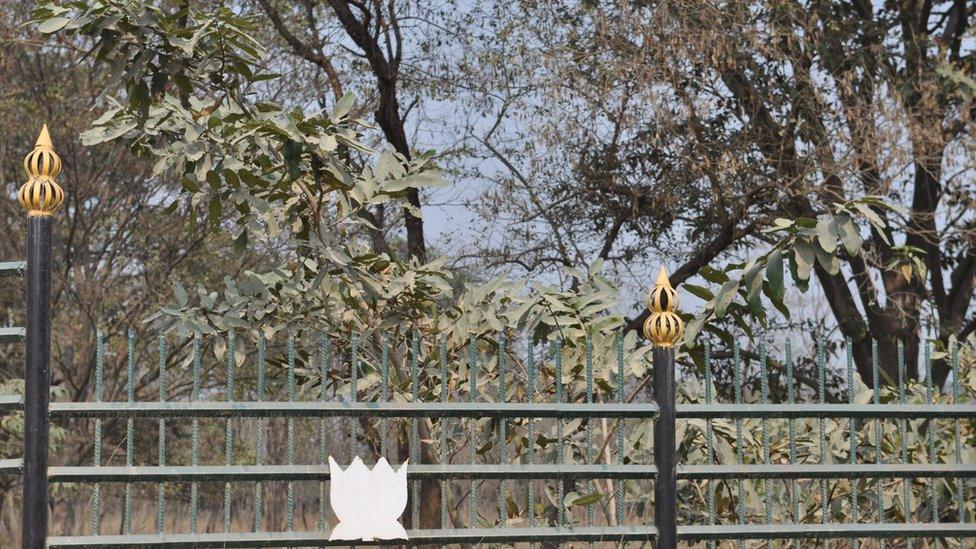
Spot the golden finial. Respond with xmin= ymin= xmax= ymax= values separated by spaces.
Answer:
xmin=19 ymin=124 xmax=64 ymax=216
xmin=642 ymin=266 xmax=684 ymax=348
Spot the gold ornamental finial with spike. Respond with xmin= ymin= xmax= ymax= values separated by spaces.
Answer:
xmin=19 ymin=124 xmax=64 ymax=216
xmin=642 ymin=266 xmax=684 ymax=348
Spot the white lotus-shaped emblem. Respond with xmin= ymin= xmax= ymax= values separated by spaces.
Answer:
xmin=328 ymin=456 xmax=409 ymax=541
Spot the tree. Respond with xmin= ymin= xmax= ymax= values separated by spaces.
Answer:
xmin=32 ymin=0 xmax=656 ymax=534
xmin=0 ymin=1 xmax=270 ymax=532
xmin=256 ymin=0 xmax=429 ymax=261
xmin=433 ymin=0 xmax=976 ymax=387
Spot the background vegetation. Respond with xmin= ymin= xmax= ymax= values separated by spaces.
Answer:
xmin=0 ymin=0 xmax=974 ymax=545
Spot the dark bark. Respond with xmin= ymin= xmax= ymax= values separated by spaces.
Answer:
xmin=327 ymin=0 xmax=427 ymax=262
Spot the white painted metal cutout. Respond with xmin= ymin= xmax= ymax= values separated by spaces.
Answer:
xmin=328 ymin=456 xmax=409 ymax=541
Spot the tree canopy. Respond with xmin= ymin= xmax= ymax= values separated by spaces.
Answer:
xmin=26 ymin=0 xmax=976 ymax=387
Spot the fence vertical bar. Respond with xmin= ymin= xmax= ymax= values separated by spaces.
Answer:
xmin=380 ymin=335 xmax=390 ymax=458
xmin=223 ymin=331 xmax=236 ymax=532
xmin=759 ymin=342 xmax=771 ymax=531
xmin=253 ymin=333 xmax=266 ymax=532
xmin=646 ymin=266 xmax=682 ymax=549
xmin=439 ymin=335 xmax=449 ymax=529
xmin=555 ymin=339 xmax=565 ymax=527
xmin=734 ymin=340 xmax=746 ymax=545
xmin=469 ymin=336 xmax=478 ymax=528
xmin=498 ymin=333 xmax=507 ymax=526
xmin=156 ymin=334 xmax=167 ymax=534
xmin=190 ymin=334 xmax=201 ymax=533
xmin=410 ymin=331 xmax=420 ymax=531
xmin=786 ymin=340 xmax=798 ymax=522
xmin=91 ymin=329 xmax=104 ymax=535
xmin=528 ymin=337 xmax=537 ymax=529
xmin=124 ymin=330 xmax=136 ymax=535
xmin=525 ymin=333 xmax=537 ymax=549
xmin=286 ymin=333 xmax=297 ymax=531
xmin=898 ymin=340 xmax=912 ymax=549
xmin=615 ymin=334 xmax=625 ymax=527
xmin=350 ymin=333 xmax=359 ymax=450
xmin=925 ymin=341 xmax=937 ymax=526
xmin=704 ymin=341 xmax=715 ymax=549
xmin=644 ymin=267 xmax=684 ymax=549
xmin=951 ymin=339 xmax=965 ymax=528
xmin=21 ymin=125 xmax=61 ymax=549
xmin=817 ymin=339 xmax=828 ymax=529
xmin=585 ymin=334 xmax=594 ymax=539
xmin=318 ymin=336 xmax=329 ymax=535
xmin=846 ymin=339 xmax=859 ymax=549
xmin=652 ymin=345 xmax=676 ymax=548
xmin=872 ymin=339 xmax=884 ymax=549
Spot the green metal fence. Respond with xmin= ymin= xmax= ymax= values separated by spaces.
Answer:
xmin=677 ymin=339 xmax=976 ymax=546
xmin=18 ymin=330 xmax=661 ymax=547
xmin=2 ymin=129 xmax=975 ymax=547
xmin=3 ymin=325 xmax=976 ymax=547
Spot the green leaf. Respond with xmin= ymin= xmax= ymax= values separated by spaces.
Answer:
xmin=38 ymin=17 xmax=71 ymax=33
xmin=233 ymin=231 xmax=248 ymax=254
xmin=172 ymin=282 xmax=188 ymax=306
xmin=283 ymin=140 xmax=303 ymax=180
xmin=684 ymin=284 xmax=714 ymax=301
xmin=699 ymin=266 xmax=730 ymax=284
xmin=208 ymin=195 xmax=222 ymax=228
xmin=683 ymin=315 xmax=706 ymax=345
xmin=794 ymin=239 xmax=815 ymax=281
xmin=837 ymin=217 xmax=863 ymax=256
xmin=571 ymin=493 xmax=603 ymax=506
xmin=853 ymin=202 xmax=885 ymax=230
xmin=743 ymin=262 xmax=764 ymax=302
xmin=795 ymin=217 xmax=817 ymax=229
xmin=713 ymin=280 xmax=739 ymax=319
xmin=814 ymin=244 xmax=840 ymax=275
xmin=765 ymin=250 xmax=784 ymax=301
xmin=816 ymin=219 xmax=837 ymax=253
xmin=331 ymin=92 xmax=356 ymax=119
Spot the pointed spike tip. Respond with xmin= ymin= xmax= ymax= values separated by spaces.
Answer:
xmin=655 ymin=265 xmax=671 ymax=287
xmin=35 ymin=124 xmax=53 ymax=149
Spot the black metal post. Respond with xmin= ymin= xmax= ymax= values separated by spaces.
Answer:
xmin=22 ymin=215 xmax=52 ymax=549
xmin=653 ymin=345 xmax=677 ymax=549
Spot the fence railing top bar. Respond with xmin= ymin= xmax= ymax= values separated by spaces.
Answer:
xmin=48 ymin=463 xmax=657 ymax=483
xmin=677 ymin=402 xmax=976 ymax=418
xmin=0 ymin=260 xmax=26 ymax=277
xmin=0 ymin=394 xmax=22 ymax=412
xmin=49 ymin=400 xmax=659 ymax=419
xmin=678 ymin=522 xmax=976 ymax=541
xmin=0 ymin=458 xmax=22 ymax=475
xmin=47 ymin=526 xmax=659 ymax=548
xmin=49 ymin=461 xmax=976 ymax=483
xmin=679 ymin=463 xmax=976 ymax=479
xmin=0 ymin=327 xmax=25 ymax=343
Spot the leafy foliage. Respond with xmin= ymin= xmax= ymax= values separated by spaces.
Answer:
xmin=680 ymin=336 xmax=976 ymax=529
xmin=31 ymin=0 xmax=648 ymax=373
xmin=683 ymin=197 xmax=922 ymax=347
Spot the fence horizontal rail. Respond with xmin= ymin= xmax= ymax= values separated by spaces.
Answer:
xmin=21 ymin=399 xmax=976 ymax=420
xmin=0 ymin=394 xmax=22 ymax=412
xmin=49 ymin=401 xmax=659 ymax=419
xmin=680 ymin=463 xmax=976 ymax=480
xmin=47 ymin=526 xmax=659 ymax=547
xmin=0 ymin=260 xmax=26 ymax=277
xmin=678 ymin=522 xmax=976 ymax=541
xmin=46 ymin=522 xmax=976 ymax=547
xmin=48 ymin=463 xmax=656 ymax=482
xmin=0 ymin=458 xmax=21 ymax=475
xmin=0 ymin=327 xmax=25 ymax=343
xmin=47 ymin=462 xmax=976 ymax=483
xmin=677 ymin=403 xmax=976 ymax=418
